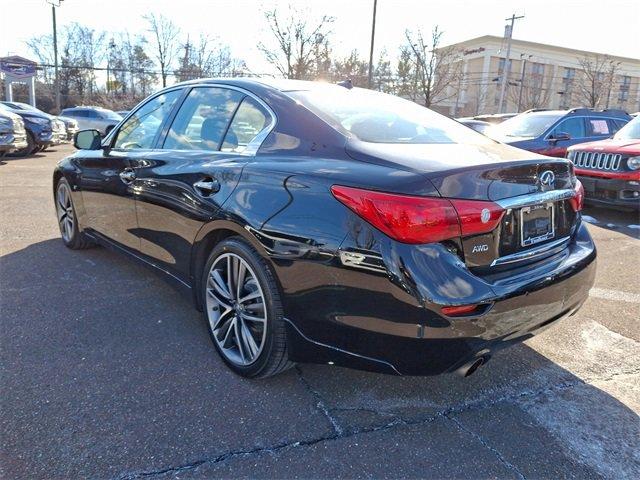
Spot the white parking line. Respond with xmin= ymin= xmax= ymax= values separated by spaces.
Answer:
xmin=590 ymin=288 xmax=640 ymax=304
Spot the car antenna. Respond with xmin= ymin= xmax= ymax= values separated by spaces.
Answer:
xmin=337 ymin=79 xmax=353 ymax=90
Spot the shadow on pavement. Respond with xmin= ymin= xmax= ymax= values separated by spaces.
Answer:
xmin=582 ymin=205 xmax=640 ymax=239
xmin=1 ymin=238 xmax=638 ymax=479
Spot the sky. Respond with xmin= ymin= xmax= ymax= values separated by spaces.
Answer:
xmin=1 ymin=0 xmax=639 ymax=75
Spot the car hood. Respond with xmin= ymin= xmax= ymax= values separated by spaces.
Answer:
xmin=345 ymin=139 xmax=553 ymax=176
xmin=568 ymin=138 xmax=640 ymax=155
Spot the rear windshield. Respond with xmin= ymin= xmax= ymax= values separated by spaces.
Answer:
xmin=493 ymin=114 xmax=562 ymax=138
xmin=288 ymin=87 xmax=492 ymax=145
xmin=613 ymin=117 xmax=639 ymax=140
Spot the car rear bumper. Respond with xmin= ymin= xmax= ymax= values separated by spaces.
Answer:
xmin=284 ymin=222 xmax=596 ymax=376
xmin=578 ymin=174 xmax=640 ymax=209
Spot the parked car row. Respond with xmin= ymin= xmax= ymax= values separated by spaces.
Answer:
xmin=0 ymin=102 xmax=125 ymax=157
xmin=0 ymin=101 xmax=75 ymax=156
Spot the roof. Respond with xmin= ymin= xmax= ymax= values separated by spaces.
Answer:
xmin=174 ymin=77 xmax=341 ymax=92
xmin=441 ymin=35 xmax=640 ymax=65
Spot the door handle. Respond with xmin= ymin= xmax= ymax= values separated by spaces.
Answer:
xmin=119 ymin=168 xmax=136 ymax=183
xmin=193 ymin=178 xmax=220 ymax=196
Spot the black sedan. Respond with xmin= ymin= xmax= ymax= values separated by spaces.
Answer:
xmin=54 ymin=78 xmax=596 ymax=378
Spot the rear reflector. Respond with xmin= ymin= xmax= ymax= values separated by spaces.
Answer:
xmin=331 ymin=185 xmax=506 ymax=245
xmin=569 ymin=179 xmax=584 ymax=212
xmin=441 ymin=304 xmax=480 ymax=316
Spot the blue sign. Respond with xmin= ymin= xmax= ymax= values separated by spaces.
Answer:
xmin=0 ymin=56 xmax=37 ymax=79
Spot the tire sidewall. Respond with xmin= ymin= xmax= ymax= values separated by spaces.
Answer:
xmin=201 ymin=237 xmax=282 ymax=378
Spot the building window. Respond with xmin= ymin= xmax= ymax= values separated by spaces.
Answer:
xmin=619 ymin=76 xmax=631 ymax=103
xmin=563 ymin=67 xmax=575 ymax=79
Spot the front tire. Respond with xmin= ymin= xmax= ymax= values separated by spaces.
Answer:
xmin=202 ymin=237 xmax=293 ymax=378
xmin=55 ymin=178 xmax=93 ymax=249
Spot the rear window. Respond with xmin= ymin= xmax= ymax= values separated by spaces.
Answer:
xmin=492 ymin=113 xmax=562 ymax=138
xmin=587 ymin=118 xmax=611 ymax=136
xmin=288 ymin=87 xmax=491 ymax=145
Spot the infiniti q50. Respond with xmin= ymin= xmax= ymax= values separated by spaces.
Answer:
xmin=53 ymin=79 xmax=596 ymax=378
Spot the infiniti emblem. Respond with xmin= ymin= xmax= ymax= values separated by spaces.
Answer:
xmin=539 ymin=170 xmax=555 ymax=190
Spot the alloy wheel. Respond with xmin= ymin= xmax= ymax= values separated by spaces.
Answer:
xmin=56 ymin=182 xmax=75 ymax=243
xmin=205 ymin=253 xmax=268 ymax=366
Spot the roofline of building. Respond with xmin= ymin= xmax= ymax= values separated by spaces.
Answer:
xmin=442 ymin=35 xmax=640 ymax=64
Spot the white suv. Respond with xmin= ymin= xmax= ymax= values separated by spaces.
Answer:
xmin=59 ymin=107 xmax=122 ymax=135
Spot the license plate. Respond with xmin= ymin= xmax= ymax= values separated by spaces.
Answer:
xmin=520 ymin=203 xmax=555 ymax=247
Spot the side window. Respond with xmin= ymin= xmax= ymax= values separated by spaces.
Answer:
xmin=587 ymin=118 xmax=611 ymax=136
xmin=71 ymin=110 xmax=85 ymax=118
xmin=85 ymin=110 xmax=99 ymax=119
xmin=163 ymin=87 xmax=244 ymax=151
xmin=114 ymin=90 xmax=181 ymax=150
xmin=221 ymin=97 xmax=271 ymax=152
xmin=552 ymin=117 xmax=585 ymax=139
xmin=608 ymin=119 xmax=625 ymax=134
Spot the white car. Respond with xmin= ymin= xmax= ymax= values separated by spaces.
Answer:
xmin=59 ymin=107 xmax=123 ymax=135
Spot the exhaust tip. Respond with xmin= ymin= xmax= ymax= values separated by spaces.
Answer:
xmin=456 ymin=355 xmax=489 ymax=378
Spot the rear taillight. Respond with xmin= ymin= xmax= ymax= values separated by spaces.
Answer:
xmin=331 ymin=185 xmax=505 ymax=245
xmin=569 ymin=179 xmax=584 ymax=212
xmin=450 ymin=199 xmax=505 ymax=236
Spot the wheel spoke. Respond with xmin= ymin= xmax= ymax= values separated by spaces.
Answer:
xmin=219 ymin=316 xmax=236 ymax=348
xmin=206 ymin=286 xmax=233 ymax=310
xmin=233 ymin=317 xmax=246 ymax=363
xmin=241 ymin=312 xmax=266 ymax=323
xmin=240 ymin=319 xmax=259 ymax=358
xmin=236 ymin=261 xmax=247 ymax=299
xmin=238 ymin=290 xmax=261 ymax=304
xmin=226 ymin=256 xmax=235 ymax=299
xmin=210 ymin=304 xmax=233 ymax=330
xmin=210 ymin=270 xmax=232 ymax=300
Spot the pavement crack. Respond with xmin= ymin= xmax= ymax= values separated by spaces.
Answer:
xmin=445 ymin=414 xmax=527 ymax=480
xmin=295 ymin=365 xmax=344 ymax=435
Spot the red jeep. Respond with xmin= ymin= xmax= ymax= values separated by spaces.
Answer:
xmin=567 ymin=116 xmax=640 ymax=210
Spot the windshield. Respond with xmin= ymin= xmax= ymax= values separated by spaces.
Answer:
xmin=288 ymin=87 xmax=492 ymax=144
xmin=613 ymin=117 xmax=639 ymax=140
xmin=0 ymin=103 xmax=13 ymax=112
xmin=492 ymin=113 xmax=562 ymax=138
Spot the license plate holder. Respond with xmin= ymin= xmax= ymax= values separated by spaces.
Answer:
xmin=520 ymin=203 xmax=555 ymax=247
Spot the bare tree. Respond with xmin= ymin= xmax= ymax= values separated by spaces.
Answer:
xmin=332 ymin=50 xmax=369 ymax=86
xmin=258 ymin=6 xmax=335 ymax=79
xmin=403 ymin=26 xmax=463 ymax=108
xmin=575 ymin=54 xmax=620 ymax=108
xmin=176 ymin=34 xmax=246 ymax=81
xmin=144 ymin=13 xmax=180 ymax=87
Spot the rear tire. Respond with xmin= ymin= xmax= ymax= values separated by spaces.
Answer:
xmin=55 ymin=178 xmax=94 ymax=250
xmin=201 ymin=237 xmax=293 ymax=378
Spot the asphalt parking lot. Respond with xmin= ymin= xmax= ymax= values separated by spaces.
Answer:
xmin=1 ymin=144 xmax=639 ymax=480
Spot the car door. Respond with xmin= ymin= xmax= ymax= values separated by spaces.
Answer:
xmin=540 ymin=116 xmax=587 ymax=157
xmin=76 ymin=89 xmax=183 ymax=251
xmin=130 ymin=86 xmax=274 ymax=282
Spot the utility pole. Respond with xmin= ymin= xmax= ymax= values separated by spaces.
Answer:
xmin=517 ymin=53 xmax=531 ymax=112
xmin=498 ymin=13 xmax=524 ymax=114
xmin=46 ymin=1 xmax=65 ymax=112
xmin=367 ymin=0 xmax=378 ymax=89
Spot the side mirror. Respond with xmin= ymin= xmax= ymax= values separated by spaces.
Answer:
xmin=550 ymin=131 xmax=571 ymax=143
xmin=74 ymin=129 xmax=102 ymax=150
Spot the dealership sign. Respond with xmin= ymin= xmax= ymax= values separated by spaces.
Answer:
xmin=0 ymin=56 xmax=37 ymax=79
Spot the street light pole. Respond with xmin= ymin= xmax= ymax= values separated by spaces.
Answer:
xmin=497 ymin=13 xmax=524 ymax=114
xmin=367 ymin=0 xmax=378 ymax=89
